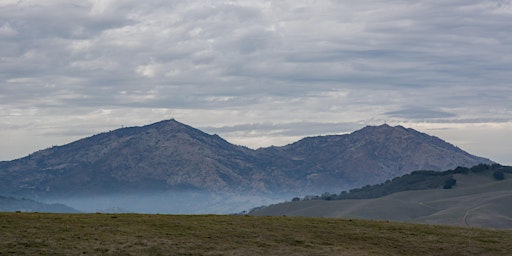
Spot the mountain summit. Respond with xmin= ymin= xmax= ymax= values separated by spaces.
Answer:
xmin=0 ymin=120 xmax=493 ymax=197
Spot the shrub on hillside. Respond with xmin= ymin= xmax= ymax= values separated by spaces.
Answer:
xmin=493 ymin=171 xmax=505 ymax=181
xmin=443 ymin=178 xmax=457 ymax=189
xmin=471 ymin=164 xmax=490 ymax=173
xmin=452 ymin=166 xmax=470 ymax=174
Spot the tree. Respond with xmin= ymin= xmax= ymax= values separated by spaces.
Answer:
xmin=443 ymin=178 xmax=457 ymax=189
xmin=493 ymin=170 xmax=505 ymax=181
xmin=453 ymin=166 xmax=469 ymax=174
xmin=471 ymin=164 xmax=490 ymax=173
xmin=320 ymin=192 xmax=336 ymax=200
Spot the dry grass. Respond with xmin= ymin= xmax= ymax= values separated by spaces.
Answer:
xmin=1 ymin=212 xmax=511 ymax=255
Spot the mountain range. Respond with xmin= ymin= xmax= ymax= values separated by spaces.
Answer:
xmin=0 ymin=119 xmax=493 ymax=201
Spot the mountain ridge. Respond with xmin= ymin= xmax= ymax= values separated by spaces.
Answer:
xmin=0 ymin=119 xmax=493 ymax=198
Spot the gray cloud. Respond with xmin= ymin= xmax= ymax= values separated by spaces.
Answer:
xmin=385 ymin=106 xmax=457 ymax=119
xmin=0 ymin=0 xmax=511 ymax=163
xmin=202 ymin=121 xmax=363 ymax=138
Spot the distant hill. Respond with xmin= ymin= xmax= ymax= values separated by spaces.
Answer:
xmin=0 ymin=119 xmax=494 ymax=199
xmin=0 ymin=195 xmax=79 ymax=213
xmin=250 ymin=164 xmax=512 ymax=229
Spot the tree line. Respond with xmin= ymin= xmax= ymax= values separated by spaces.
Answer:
xmin=294 ymin=163 xmax=511 ymax=201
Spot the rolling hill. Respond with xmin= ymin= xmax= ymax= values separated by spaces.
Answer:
xmin=250 ymin=164 xmax=512 ymax=229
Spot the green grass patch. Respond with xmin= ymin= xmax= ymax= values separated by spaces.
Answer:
xmin=1 ymin=212 xmax=511 ymax=255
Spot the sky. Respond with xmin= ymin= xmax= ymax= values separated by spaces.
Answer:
xmin=1 ymin=0 xmax=511 ymax=165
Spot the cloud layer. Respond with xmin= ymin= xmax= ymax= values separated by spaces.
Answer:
xmin=1 ymin=0 xmax=511 ymax=163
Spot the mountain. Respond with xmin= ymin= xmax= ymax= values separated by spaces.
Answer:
xmin=0 ymin=195 xmax=79 ymax=213
xmin=254 ymin=124 xmax=493 ymax=191
xmin=0 ymin=119 xmax=262 ymax=197
xmin=250 ymin=164 xmax=512 ymax=229
xmin=0 ymin=119 xmax=493 ymax=200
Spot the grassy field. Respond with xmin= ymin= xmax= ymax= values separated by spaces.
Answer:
xmin=1 ymin=213 xmax=512 ymax=255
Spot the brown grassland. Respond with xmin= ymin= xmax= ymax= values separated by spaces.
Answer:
xmin=0 ymin=212 xmax=511 ymax=255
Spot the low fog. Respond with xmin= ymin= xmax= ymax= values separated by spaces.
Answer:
xmin=41 ymin=192 xmax=294 ymax=214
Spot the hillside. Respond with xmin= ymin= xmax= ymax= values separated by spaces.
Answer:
xmin=0 ymin=119 xmax=493 ymax=201
xmin=1 ymin=213 xmax=511 ymax=255
xmin=301 ymin=164 xmax=512 ymax=200
xmin=251 ymin=165 xmax=512 ymax=229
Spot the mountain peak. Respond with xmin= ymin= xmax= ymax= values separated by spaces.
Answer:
xmin=146 ymin=118 xmax=186 ymax=129
xmin=361 ymin=123 xmax=405 ymax=131
xmin=353 ymin=123 xmax=405 ymax=137
xmin=141 ymin=119 xmax=209 ymax=139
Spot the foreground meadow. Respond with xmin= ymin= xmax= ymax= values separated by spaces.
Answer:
xmin=1 ymin=212 xmax=511 ymax=255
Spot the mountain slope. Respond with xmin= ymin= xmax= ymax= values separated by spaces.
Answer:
xmin=0 ymin=120 xmax=494 ymax=198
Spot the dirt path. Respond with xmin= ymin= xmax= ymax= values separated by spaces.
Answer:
xmin=462 ymin=208 xmax=471 ymax=227
xmin=463 ymin=206 xmax=482 ymax=227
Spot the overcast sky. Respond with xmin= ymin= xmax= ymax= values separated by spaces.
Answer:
xmin=1 ymin=0 xmax=511 ymax=164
